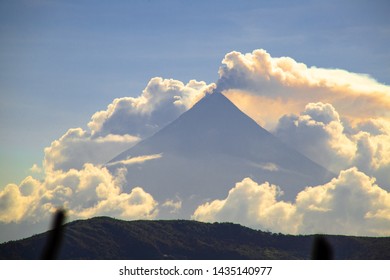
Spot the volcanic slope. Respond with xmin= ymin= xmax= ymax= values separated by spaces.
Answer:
xmin=108 ymin=92 xmax=334 ymax=217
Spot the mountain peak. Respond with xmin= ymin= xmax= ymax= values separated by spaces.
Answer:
xmin=187 ymin=91 xmax=258 ymax=124
xmin=110 ymin=92 xmax=269 ymax=160
xmin=195 ymin=91 xmax=235 ymax=108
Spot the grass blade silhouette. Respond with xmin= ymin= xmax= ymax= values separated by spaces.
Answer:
xmin=41 ymin=209 xmax=66 ymax=260
xmin=311 ymin=235 xmax=334 ymax=260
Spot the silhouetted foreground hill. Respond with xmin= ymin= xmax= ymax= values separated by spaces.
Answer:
xmin=1 ymin=217 xmax=389 ymax=259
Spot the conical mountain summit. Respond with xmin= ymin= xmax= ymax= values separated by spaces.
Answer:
xmin=108 ymin=92 xmax=333 ymax=217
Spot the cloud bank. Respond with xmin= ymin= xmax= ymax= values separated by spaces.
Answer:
xmin=0 ymin=164 xmax=158 ymax=223
xmin=193 ymin=168 xmax=390 ymax=236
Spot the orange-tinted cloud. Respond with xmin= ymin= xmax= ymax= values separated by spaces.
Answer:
xmin=0 ymin=164 xmax=158 ymax=223
xmin=217 ymin=49 xmax=390 ymax=129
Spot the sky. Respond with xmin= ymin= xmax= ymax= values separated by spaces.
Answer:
xmin=1 ymin=0 xmax=390 ymax=241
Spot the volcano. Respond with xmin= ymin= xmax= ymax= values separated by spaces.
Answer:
xmin=107 ymin=92 xmax=333 ymax=217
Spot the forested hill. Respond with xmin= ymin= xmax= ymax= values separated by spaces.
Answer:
xmin=1 ymin=217 xmax=389 ymax=259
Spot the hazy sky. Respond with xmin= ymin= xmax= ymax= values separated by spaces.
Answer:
xmin=1 ymin=1 xmax=390 ymax=241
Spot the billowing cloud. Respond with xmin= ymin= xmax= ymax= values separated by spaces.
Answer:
xmin=353 ymin=119 xmax=390 ymax=172
xmin=273 ymin=102 xmax=356 ymax=172
xmin=296 ymin=168 xmax=390 ymax=236
xmin=0 ymin=164 xmax=158 ymax=223
xmin=192 ymin=178 xmax=299 ymax=234
xmin=193 ymin=168 xmax=390 ymax=236
xmin=0 ymin=177 xmax=41 ymax=223
xmin=44 ymin=128 xmax=140 ymax=172
xmin=217 ymin=49 xmax=390 ymax=130
xmin=273 ymin=102 xmax=390 ymax=189
xmin=89 ymin=77 xmax=215 ymax=138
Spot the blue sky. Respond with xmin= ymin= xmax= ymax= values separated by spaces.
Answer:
xmin=1 ymin=0 xmax=389 ymax=187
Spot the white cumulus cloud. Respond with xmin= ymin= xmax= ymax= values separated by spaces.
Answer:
xmin=0 ymin=164 xmax=158 ymax=224
xmin=273 ymin=102 xmax=356 ymax=172
xmin=89 ymin=77 xmax=215 ymax=138
xmin=44 ymin=128 xmax=140 ymax=172
xmin=273 ymin=102 xmax=390 ymax=189
xmin=192 ymin=178 xmax=299 ymax=234
xmin=193 ymin=168 xmax=390 ymax=236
